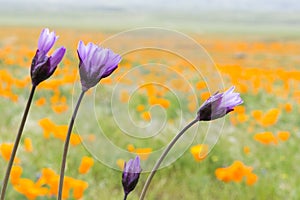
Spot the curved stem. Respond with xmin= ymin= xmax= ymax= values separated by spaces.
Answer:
xmin=1 ymin=86 xmax=36 ymax=200
xmin=123 ymin=194 xmax=128 ymax=200
xmin=139 ymin=118 xmax=199 ymax=200
xmin=57 ymin=91 xmax=85 ymax=200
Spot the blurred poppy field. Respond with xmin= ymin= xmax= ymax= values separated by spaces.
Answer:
xmin=0 ymin=26 xmax=300 ymax=200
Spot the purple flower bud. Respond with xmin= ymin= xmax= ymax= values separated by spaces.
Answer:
xmin=122 ymin=156 xmax=142 ymax=196
xmin=77 ymin=41 xmax=122 ymax=91
xmin=197 ymin=86 xmax=243 ymax=121
xmin=31 ymin=28 xmax=66 ymax=86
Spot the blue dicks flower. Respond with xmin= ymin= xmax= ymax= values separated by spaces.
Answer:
xmin=122 ymin=156 xmax=142 ymax=196
xmin=31 ymin=28 xmax=66 ymax=86
xmin=77 ymin=41 xmax=122 ymax=91
xmin=197 ymin=86 xmax=243 ymax=121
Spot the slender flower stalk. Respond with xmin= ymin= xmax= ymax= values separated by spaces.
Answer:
xmin=139 ymin=119 xmax=198 ymax=200
xmin=0 ymin=28 xmax=65 ymax=200
xmin=139 ymin=86 xmax=243 ymax=200
xmin=57 ymin=41 xmax=121 ymax=200
xmin=0 ymin=86 xmax=36 ymax=200
xmin=57 ymin=90 xmax=85 ymax=200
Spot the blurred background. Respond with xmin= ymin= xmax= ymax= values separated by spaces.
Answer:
xmin=1 ymin=0 xmax=300 ymax=35
xmin=1 ymin=1 xmax=300 ymax=199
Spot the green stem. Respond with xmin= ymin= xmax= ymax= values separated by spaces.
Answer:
xmin=0 ymin=85 xmax=36 ymax=200
xmin=57 ymin=91 xmax=85 ymax=200
xmin=139 ymin=118 xmax=199 ymax=200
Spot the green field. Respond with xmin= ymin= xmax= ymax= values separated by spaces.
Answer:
xmin=0 ymin=7 xmax=300 ymax=200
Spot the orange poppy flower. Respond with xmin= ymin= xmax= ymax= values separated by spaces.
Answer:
xmin=254 ymin=132 xmax=278 ymax=145
xmin=260 ymin=108 xmax=280 ymax=127
xmin=215 ymin=160 xmax=257 ymax=185
xmin=141 ymin=111 xmax=151 ymax=121
xmin=0 ymin=143 xmax=20 ymax=163
xmin=35 ymin=97 xmax=46 ymax=106
xmin=284 ymin=103 xmax=292 ymax=112
xmin=24 ymin=138 xmax=33 ymax=152
xmin=251 ymin=110 xmax=263 ymax=122
xmin=117 ymin=159 xmax=125 ymax=170
xmin=10 ymin=165 xmax=23 ymax=185
xmin=78 ymin=156 xmax=94 ymax=174
xmin=277 ymin=131 xmax=290 ymax=141
xmin=190 ymin=144 xmax=209 ymax=162
xmin=135 ymin=148 xmax=152 ymax=160
xmin=243 ymin=146 xmax=250 ymax=154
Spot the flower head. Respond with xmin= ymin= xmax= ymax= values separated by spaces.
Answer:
xmin=197 ymin=86 xmax=243 ymax=121
xmin=122 ymin=156 xmax=142 ymax=196
xmin=77 ymin=41 xmax=122 ymax=91
xmin=31 ymin=28 xmax=66 ymax=86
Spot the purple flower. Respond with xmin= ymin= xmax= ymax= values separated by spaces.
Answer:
xmin=197 ymin=86 xmax=243 ymax=121
xmin=122 ymin=156 xmax=142 ymax=197
xmin=31 ymin=28 xmax=66 ymax=86
xmin=77 ymin=41 xmax=122 ymax=91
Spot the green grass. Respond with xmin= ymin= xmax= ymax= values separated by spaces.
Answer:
xmin=0 ymin=80 xmax=299 ymax=199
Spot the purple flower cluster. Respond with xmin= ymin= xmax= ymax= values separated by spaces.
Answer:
xmin=30 ymin=29 xmax=122 ymax=92
xmin=8 ymin=27 xmax=245 ymax=200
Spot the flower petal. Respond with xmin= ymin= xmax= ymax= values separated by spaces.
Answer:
xmin=50 ymin=47 xmax=66 ymax=69
xmin=77 ymin=41 xmax=121 ymax=91
xmin=38 ymin=28 xmax=58 ymax=53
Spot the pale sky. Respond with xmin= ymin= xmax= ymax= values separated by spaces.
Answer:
xmin=1 ymin=0 xmax=300 ymax=12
